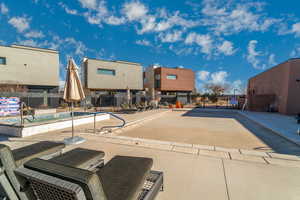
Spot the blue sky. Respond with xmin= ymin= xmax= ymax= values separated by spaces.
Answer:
xmin=1 ymin=0 xmax=300 ymax=93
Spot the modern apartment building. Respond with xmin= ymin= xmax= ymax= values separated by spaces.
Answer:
xmin=144 ymin=65 xmax=195 ymax=103
xmin=247 ymin=58 xmax=300 ymax=115
xmin=0 ymin=44 xmax=59 ymax=92
xmin=82 ymin=58 xmax=143 ymax=92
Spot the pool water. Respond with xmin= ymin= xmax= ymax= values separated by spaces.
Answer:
xmin=0 ymin=112 xmax=93 ymax=125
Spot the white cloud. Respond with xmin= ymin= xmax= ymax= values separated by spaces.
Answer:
xmin=18 ymin=39 xmax=39 ymax=47
xmin=268 ymin=53 xmax=276 ymax=66
xmin=8 ymin=17 xmax=30 ymax=32
xmin=201 ymin=0 xmax=278 ymax=35
xmin=78 ymin=0 xmax=97 ymax=9
xmin=196 ymin=69 xmax=244 ymax=94
xmin=292 ymin=22 xmax=300 ymax=37
xmin=290 ymin=46 xmax=300 ymax=57
xmin=59 ymin=2 xmax=78 ymax=15
xmin=197 ymin=70 xmax=210 ymax=81
xmin=185 ymin=32 xmax=213 ymax=54
xmin=246 ymin=40 xmax=266 ymax=69
xmin=217 ymin=40 xmax=235 ymax=55
xmin=158 ymin=30 xmax=183 ymax=43
xmin=76 ymin=0 xmax=125 ymax=26
xmin=138 ymin=16 xmax=156 ymax=34
xmin=154 ymin=11 xmax=198 ymax=32
xmin=106 ymin=16 xmax=126 ymax=25
xmin=136 ymin=39 xmax=151 ymax=46
xmin=24 ymin=31 xmax=44 ymax=38
xmin=65 ymin=37 xmax=88 ymax=57
xmin=210 ymin=71 xmax=228 ymax=84
xmin=229 ymin=79 xmax=245 ymax=94
xmin=122 ymin=1 xmax=148 ymax=21
xmin=0 ymin=3 xmax=9 ymax=14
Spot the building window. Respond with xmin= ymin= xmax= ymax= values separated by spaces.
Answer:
xmin=166 ymin=74 xmax=177 ymax=80
xmin=0 ymin=57 xmax=6 ymax=65
xmin=97 ymin=68 xmax=115 ymax=76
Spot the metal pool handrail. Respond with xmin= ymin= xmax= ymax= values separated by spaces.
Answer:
xmin=91 ymin=112 xmax=126 ymax=133
xmin=20 ymin=102 xmax=35 ymax=125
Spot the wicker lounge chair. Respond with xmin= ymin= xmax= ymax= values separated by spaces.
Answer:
xmin=0 ymin=143 xmax=105 ymax=200
xmin=120 ymin=104 xmax=138 ymax=114
xmin=16 ymin=155 xmax=164 ymax=200
xmin=0 ymin=141 xmax=65 ymax=200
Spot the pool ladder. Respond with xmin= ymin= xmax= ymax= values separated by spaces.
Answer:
xmin=92 ymin=112 xmax=126 ymax=134
xmin=20 ymin=102 xmax=35 ymax=125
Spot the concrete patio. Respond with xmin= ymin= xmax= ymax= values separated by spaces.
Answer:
xmin=1 ymin=109 xmax=300 ymax=199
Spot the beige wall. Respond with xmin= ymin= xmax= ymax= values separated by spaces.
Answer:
xmin=84 ymin=58 xmax=143 ymax=90
xmin=0 ymin=45 xmax=59 ymax=87
xmin=248 ymin=59 xmax=300 ymax=115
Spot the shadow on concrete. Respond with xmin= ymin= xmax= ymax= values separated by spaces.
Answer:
xmin=181 ymin=109 xmax=300 ymax=156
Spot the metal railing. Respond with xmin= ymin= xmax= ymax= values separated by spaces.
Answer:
xmin=91 ymin=112 xmax=126 ymax=134
xmin=20 ymin=102 xmax=35 ymax=125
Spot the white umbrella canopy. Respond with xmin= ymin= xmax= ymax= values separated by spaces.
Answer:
xmin=63 ymin=58 xmax=86 ymax=145
xmin=63 ymin=59 xmax=85 ymax=102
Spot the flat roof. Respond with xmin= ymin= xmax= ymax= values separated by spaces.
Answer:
xmin=10 ymin=44 xmax=58 ymax=54
xmin=84 ymin=57 xmax=141 ymax=66
xmin=0 ymin=44 xmax=58 ymax=54
xmin=152 ymin=66 xmax=194 ymax=72
xmin=249 ymin=58 xmax=300 ymax=80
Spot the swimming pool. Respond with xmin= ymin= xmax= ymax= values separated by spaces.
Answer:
xmin=0 ymin=112 xmax=93 ymax=125
xmin=0 ymin=112 xmax=110 ymax=137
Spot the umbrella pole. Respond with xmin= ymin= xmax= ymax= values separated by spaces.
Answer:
xmin=71 ymin=102 xmax=74 ymax=138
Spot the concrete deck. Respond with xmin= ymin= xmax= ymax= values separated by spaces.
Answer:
xmin=239 ymin=111 xmax=300 ymax=145
xmin=4 ymin=131 xmax=300 ymax=200
xmin=2 ymin=109 xmax=300 ymax=199
xmin=119 ymin=110 xmax=300 ymax=155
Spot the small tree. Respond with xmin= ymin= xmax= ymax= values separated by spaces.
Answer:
xmin=203 ymin=83 xmax=229 ymax=105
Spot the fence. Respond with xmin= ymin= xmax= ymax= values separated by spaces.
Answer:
xmin=0 ymin=91 xmax=193 ymax=109
xmin=0 ymin=92 xmax=62 ymax=108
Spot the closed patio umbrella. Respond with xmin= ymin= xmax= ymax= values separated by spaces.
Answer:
xmin=126 ymin=87 xmax=131 ymax=105
xmin=63 ymin=58 xmax=86 ymax=144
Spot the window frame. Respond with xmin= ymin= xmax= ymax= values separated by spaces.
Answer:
xmin=97 ymin=68 xmax=116 ymax=76
xmin=166 ymin=74 xmax=177 ymax=80
xmin=0 ymin=57 xmax=6 ymax=65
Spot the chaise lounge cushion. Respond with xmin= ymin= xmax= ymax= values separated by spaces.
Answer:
xmin=97 ymin=156 xmax=153 ymax=200
xmin=49 ymin=148 xmax=105 ymax=169
xmin=24 ymin=155 xmax=153 ymax=200
xmin=12 ymin=141 xmax=65 ymax=166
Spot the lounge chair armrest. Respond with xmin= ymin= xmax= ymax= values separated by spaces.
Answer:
xmin=23 ymin=158 xmax=107 ymax=200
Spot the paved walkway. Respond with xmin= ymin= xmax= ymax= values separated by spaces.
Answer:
xmin=2 ymin=109 xmax=300 ymax=199
xmin=239 ymin=111 xmax=300 ymax=145
xmin=4 ymin=132 xmax=300 ymax=200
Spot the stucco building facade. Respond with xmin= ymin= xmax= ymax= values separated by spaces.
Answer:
xmin=247 ymin=58 xmax=300 ymax=115
xmin=144 ymin=65 xmax=195 ymax=103
xmin=0 ymin=44 xmax=59 ymax=92
xmin=83 ymin=58 xmax=143 ymax=91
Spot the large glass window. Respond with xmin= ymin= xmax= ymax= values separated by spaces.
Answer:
xmin=166 ymin=74 xmax=177 ymax=80
xmin=0 ymin=57 xmax=6 ymax=65
xmin=97 ymin=68 xmax=115 ymax=75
